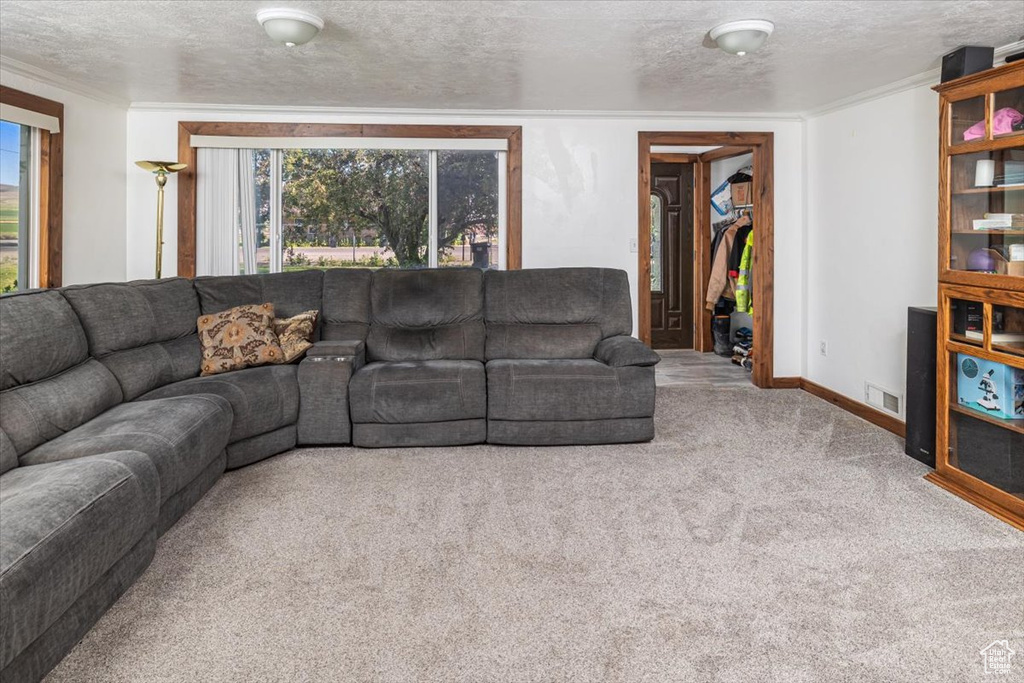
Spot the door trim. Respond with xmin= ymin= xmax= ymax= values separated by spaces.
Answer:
xmin=638 ymin=131 xmax=776 ymax=388
xmin=650 ymin=152 xmax=699 ymax=163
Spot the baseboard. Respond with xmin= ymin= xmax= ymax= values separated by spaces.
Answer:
xmin=770 ymin=376 xmax=801 ymax=388
xmin=799 ymin=378 xmax=906 ymax=438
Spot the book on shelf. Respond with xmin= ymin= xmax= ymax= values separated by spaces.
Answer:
xmin=965 ymin=330 xmax=1024 ymax=343
xmin=973 ymin=218 xmax=1013 ymax=230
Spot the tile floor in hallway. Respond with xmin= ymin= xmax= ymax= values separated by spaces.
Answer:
xmin=654 ymin=348 xmax=755 ymax=388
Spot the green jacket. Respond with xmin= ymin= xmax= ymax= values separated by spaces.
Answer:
xmin=736 ymin=231 xmax=753 ymax=314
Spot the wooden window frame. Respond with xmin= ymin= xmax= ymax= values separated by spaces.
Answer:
xmin=0 ymin=86 xmax=64 ymax=288
xmin=176 ymin=122 xmax=523 ymax=277
xmin=638 ymin=131 xmax=775 ymax=388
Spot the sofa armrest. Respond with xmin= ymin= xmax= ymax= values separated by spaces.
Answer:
xmin=296 ymin=341 xmax=365 ymax=446
xmin=306 ymin=339 xmax=365 ymax=365
xmin=594 ymin=336 xmax=660 ymax=367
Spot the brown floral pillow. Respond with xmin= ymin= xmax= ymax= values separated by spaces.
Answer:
xmin=198 ymin=303 xmax=283 ymax=376
xmin=273 ymin=310 xmax=318 ymax=363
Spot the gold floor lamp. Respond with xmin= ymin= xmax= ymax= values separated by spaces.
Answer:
xmin=136 ymin=160 xmax=187 ymax=279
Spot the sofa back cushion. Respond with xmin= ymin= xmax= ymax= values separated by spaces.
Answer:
xmin=366 ymin=269 xmax=485 ymax=362
xmin=195 ymin=271 xmax=324 ymax=329
xmin=0 ymin=290 xmax=122 ymax=458
xmin=62 ymin=278 xmax=202 ymax=400
xmin=322 ymin=269 xmax=371 ymax=342
xmin=483 ymin=268 xmax=632 ymax=359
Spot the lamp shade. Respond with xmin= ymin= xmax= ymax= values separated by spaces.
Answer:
xmin=135 ymin=160 xmax=187 ymax=174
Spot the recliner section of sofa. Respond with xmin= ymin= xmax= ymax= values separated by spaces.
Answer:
xmin=0 ymin=450 xmax=159 ymax=681
xmin=348 ymin=268 xmax=489 ymax=448
xmin=482 ymin=268 xmax=659 ymax=445
xmin=184 ymin=270 xmax=328 ymax=463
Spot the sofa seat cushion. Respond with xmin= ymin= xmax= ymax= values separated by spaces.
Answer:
xmin=138 ymin=365 xmax=299 ymax=443
xmin=350 ymin=360 xmax=486 ymax=424
xmin=0 ymin=451 xmax=159 ymax=669
xmin=486 ymin=359 xmax=656 ymax=422
xmin=19 ymin=396 xmax=232 ymax=505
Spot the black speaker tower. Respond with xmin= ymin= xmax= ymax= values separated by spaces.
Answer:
xmin=905 ymin=307 xmax=937 ymax=467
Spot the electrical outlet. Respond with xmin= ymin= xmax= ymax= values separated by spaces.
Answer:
xmin=629 ymin=238 xmax=638 ymax=253
xmin=819 ymin=341 xmax=828 ymax=357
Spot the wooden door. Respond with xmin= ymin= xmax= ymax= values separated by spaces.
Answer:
xmin=650 ymin=162 xmax=694 ymax=349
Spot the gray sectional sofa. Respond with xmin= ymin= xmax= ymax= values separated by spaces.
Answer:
xmin=0 ymin=267 xmax=658 ymax=682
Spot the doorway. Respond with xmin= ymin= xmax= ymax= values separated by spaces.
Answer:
xmin=637 ymin=132 xmax=776 ymax=388
xmin=649 ymin=158 xmax=695 ymax=349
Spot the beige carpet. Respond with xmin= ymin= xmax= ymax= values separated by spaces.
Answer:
xmin=46 ymin=386 xmax=1023 ymax=683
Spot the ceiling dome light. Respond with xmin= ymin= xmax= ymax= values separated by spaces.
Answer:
xmin=709 ymin=20 xmax=774 ymax=56
xmin=257 ymin=8 xmax=324 ymax=47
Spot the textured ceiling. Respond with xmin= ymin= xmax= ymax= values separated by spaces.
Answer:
xmin=0 ymin=0 xmax=1021 ymax=112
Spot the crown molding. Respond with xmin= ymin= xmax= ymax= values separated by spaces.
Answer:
xmin=127 ymin=101 xmax=805 ymax=122
xmin=0 ymin=55 xmax=129 ymax=107
xmin=803 ymin=39 xmax=1024 ymax=120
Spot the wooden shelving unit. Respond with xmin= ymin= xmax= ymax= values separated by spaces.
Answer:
xmin=929 ymin=61 xmax=1024 ymax=530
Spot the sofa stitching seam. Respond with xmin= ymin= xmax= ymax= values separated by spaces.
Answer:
xmin=372 ymin=379 xmax=461 ymax=385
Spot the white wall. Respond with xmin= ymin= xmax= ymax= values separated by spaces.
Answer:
xmin=126 ymin=108 xmax=804 ymax=377
xmin=0 ymin=71 xmax=128 ymax=285
xmin=805 ymin=85 xmax=939 ymax=411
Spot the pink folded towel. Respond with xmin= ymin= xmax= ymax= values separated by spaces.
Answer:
xmin=963 ymin=107 xmax=1023 ymax=141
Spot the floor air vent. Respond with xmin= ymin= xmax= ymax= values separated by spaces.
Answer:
xmin=865 ymin=382 xmax=902 ymax=417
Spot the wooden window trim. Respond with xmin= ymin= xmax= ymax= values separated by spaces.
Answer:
xmin=176 ymin=122 xmax=523 ymax=277
xmin=0 ymin=86 xmax=64 ymax=288
xmin=638 ymin=131 xmax=775 ymax=388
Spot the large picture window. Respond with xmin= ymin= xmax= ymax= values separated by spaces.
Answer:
xmin=0 ymin=86 xmax=63 ymax=290
xmin=0 ymin=120 xmax=33 ymax=292
xmin=179 ymin=123 xmax=521 ymax=277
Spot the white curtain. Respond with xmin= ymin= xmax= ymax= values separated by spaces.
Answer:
xmin=195 ymin=148 xmax=239 ymax=276
xmin=237 ymin=150 xmax=258 ymax=275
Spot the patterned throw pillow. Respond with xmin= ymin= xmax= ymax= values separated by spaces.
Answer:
xmin=198 ymin=303 xmax=283 ymax=376
xmin=273 ymin=310 xmax=318 ymax=363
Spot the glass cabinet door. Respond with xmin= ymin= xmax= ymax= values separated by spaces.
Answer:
xmin=950 ymin=96 xmax=988 ymax=146
xmin=946 ymin=349 xmax=1024 ymax=499
xmin=948 ymin=145 xmax=1024 ymax=275
xmin=992 ymin=85 xmax=1024 ymax=141
xmin=941 ymin=291 xmax=1024 ymax=503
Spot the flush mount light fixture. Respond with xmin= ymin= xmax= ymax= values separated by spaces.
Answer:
xmin=257 ymin=8 xmax=324 ymax=47
xmin=709 ymin=19 xmax=774 ymax=56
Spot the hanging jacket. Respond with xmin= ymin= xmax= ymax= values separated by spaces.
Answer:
xmin=709 ymin=219 xmax=733 ymax=265
xmin=736 ymin=230 xmax=754 ymax=314
xmin=705 ymin=214 xmax=751 ymax=311
xmin=728 ymin=224 xmax=753 ymax=279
